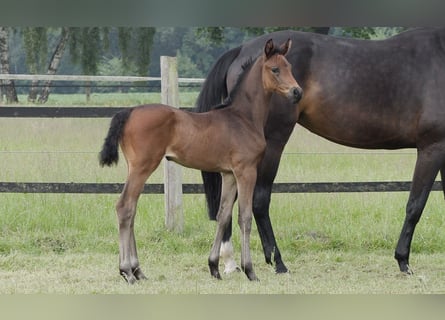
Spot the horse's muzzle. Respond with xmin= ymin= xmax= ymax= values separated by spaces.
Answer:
xmin=290 ymin=87 xmax=303 ymax=104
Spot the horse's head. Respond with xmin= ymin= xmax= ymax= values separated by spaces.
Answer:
xmin=262 ymin=38 xmax=302 ymax=104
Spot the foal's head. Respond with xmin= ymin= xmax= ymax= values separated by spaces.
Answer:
xmin=262 ymin=38 xmax=302 ymax=104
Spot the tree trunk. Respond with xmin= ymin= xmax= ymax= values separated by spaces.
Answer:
xmin=0 ymin=27 xmax=18 ymax=103
xmin=38 ymin=27 xmax=70 ymax=104
xmin=28 ymin=80 xmax=39 ymax=102
xmin=85 ymin=80 xmax=91 ymax=102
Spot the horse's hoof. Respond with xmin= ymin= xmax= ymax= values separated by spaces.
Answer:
xmin=275 ymin=264 xmax=289 ymax=274
xmin=401 ymin=265 xmax=414 ymax=275
xmin=397 ymin=259 xmax=413 ymax=275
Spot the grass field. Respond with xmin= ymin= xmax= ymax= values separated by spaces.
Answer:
xmin=1 ymin=92 xmax=445 ymax=293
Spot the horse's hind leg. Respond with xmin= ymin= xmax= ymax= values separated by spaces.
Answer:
xmin=440 ymin=167 xmax=445 ymax=199
xmin=116 ymin=165 xmax=153 ymax=284
xmin=394 ymin=146 xmax=445 ymax=274
xmin=208 ymin=173 xmax=237 ymax=280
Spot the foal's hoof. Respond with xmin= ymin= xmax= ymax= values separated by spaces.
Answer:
xmin=223 ymin=261 xmax=241 ymax=274
xmin=210 ymin=268 xmax=222 ymax=280
xmin=120 ymin=271 xmax=138 ymax=284
xmin=244 ymin=269 xmax=259 ymax=281
xmin=247 ymin=274 xmax=260 ymax=281
xmin=209 ymin=260 xmax=222 ymax=280
xmin=120 ymin=267 xmax=147 ymax=284
xmin=133 ymin=267 xmax=147 ymax=280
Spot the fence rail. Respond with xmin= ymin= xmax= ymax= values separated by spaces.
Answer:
xmin=0 ymin=181 xmax=442 ymax=194
xmin=0 ymin=73 xmax=205 ymax=83
xmin=0 ymin=106 xmax=126 ymax=118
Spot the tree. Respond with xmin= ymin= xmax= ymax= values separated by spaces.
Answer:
xmin=0 ymin=26 xmax=18 ymax=103
xmin=69 ymin=27 xmax=103 ymax=101
xmin=22 ymin=27 xmax=47 ymax=102
xmin=117 ymin=27 xmax=155 ymax=76
xmin=196 ymin=27 xmax=332 ymax=45
xmin=69 ymin=27 xmax=156 ymax=100
xmin=38 ymin=27 xmax=70 ymax=103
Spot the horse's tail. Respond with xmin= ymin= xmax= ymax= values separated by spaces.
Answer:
xmin=99 ymin=108 xmax=133 ymax=167
xmin=194 ymin=46 xmax=242 ymax=220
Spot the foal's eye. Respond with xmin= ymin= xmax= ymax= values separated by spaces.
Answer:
xmin=271 ymin=67 xmax=280 ymax=74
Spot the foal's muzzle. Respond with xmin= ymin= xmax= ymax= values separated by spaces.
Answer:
xmin=290 ymin=87 xmax=303 ymax=104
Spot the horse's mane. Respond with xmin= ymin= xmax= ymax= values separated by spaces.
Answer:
xmin=214 ymin=57 xmax=255 ymax=110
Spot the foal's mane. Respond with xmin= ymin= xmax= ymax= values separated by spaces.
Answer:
xmin=214 ymin=57 xmax=255 ymax=109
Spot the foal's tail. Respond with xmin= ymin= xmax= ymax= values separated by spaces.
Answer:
xmin=99 ymin=108 xmax=133 ymax=167
xmin=194 ymin=45 xmax=242 ymax=220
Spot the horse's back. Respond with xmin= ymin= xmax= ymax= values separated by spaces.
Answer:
xmin=225 ymin=28 xmax=445 ymax=149
xmin=299 ymin=28 xmax=445 ymax=148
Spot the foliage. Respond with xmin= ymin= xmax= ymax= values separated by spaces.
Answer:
xmin=68 ymin=27 xmax=103 ymax=75
xmin=118 ymin=27 xmax=155 ymax=76
xmin=3 ymin=27 xmax=407 ymax=98
xmin=22 ymin=27 xmax=47 ymax=74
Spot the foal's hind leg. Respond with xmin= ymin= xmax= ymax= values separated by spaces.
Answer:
xmin=116 ymin=165 xmax=153 ymax=283
xmin=394 ymin=146 xmax=445 ymax=274
xmin=209 ymin=173 xmax=237 ymax=279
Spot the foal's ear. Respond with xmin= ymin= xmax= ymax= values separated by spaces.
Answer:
xmin=264 ymin=38 xmax=274 ymax=59
xmin=280 ymin=38 xmax=291 ymax=56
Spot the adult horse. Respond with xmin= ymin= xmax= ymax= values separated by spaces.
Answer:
xmin=99 ymin=39 xmax=302 ymax=283
xmin=196 ymin=27 xmax=445 ymax=275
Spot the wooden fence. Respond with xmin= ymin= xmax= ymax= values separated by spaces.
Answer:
xmin=1 ymin=56 xmax=443 ymax=232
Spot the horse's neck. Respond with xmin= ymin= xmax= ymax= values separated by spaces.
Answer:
xmin=233 ymin=59 xmax=271 ymax=131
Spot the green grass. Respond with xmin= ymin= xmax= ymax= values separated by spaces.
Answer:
xmin=1 ymin=93 xmax=445 ymax=293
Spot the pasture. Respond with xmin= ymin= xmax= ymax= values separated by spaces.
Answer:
xmin=1 ymin=93 xmax=445 ymax=293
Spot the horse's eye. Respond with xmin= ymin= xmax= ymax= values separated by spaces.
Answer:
xmin=271 ymin=67 xmax=280 ymax=74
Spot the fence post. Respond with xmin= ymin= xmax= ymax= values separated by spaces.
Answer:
xmin=160 ymin=56 xmax=184 ymax=233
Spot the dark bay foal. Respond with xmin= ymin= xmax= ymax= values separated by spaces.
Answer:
xmin=99 ymin=38 xmax=302 ymax=283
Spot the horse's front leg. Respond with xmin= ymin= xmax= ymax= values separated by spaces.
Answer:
xmin=252 ymin=135 xmax=292 ymax=273
xmin=208 ymin=173 xmax=237 ymax=279
xmin=253 ymin=182 xmax=287 ymax=273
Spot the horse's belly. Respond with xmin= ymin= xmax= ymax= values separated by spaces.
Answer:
xmin=300 ymin=117 xmax=416 ymax=149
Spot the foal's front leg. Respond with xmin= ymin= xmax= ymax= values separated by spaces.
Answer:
xmin=236 ymin=167 xmax=259 ymax=281
xmin=208 ymin=173 xmax=237 ymax=279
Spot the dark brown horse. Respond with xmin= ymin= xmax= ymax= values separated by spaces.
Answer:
xmin=99 ymin=39 xmax=302 ymax=283
xmin=196 ymin=27 xmax=445 ymax=275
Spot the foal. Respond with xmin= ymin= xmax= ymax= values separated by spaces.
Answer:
xmin=99 ymin=38 xmax=302 ymax=283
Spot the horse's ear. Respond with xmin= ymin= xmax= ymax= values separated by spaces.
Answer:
xmin=280 ymin=38 xmax=291 ymax=56
xmin=264 ymin=39 xmax=274 ymax=59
